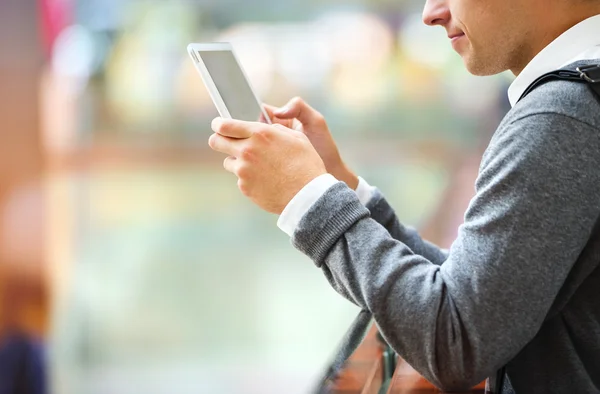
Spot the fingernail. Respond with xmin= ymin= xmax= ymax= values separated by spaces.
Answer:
xmin=211 ymin=117 xmax=222 ymax=132
xmin=274 ymin=106 xmax=289 ymax=115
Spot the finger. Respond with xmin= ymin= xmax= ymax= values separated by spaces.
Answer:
xmin=211 ymin=117 xmax=261 ymax=139
xmin=208 ymin=133 xmax=243 ymax=156
xmin=261 ymin=104 xmax=277 ymax=123
xmin=262 ymin=104 xmax=293 ymax=128
xmin=263 ymin=104 xmax=278 ymax=118
xmin=273 ymin=97 xmax=322 ymax=126
xmin=258 ymin=112 xmax=269 ymax=124
xmin=223 ymin=156 xmax=239 ymax=174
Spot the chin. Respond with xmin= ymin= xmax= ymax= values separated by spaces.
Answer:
xmin=462 ymin=53 xmax=507 ymax=76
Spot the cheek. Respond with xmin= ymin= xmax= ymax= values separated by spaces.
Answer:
xmin=451 ymin=0 xmax=495 ymax=42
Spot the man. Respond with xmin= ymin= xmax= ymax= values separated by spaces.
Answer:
xmin=207 ymin=0 xmax=600 ymax=391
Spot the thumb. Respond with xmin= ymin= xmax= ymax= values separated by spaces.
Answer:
xmin=273 ymin=97 xmax=322 ymax=126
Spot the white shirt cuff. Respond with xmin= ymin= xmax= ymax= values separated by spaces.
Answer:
xmin=355 ymin=176 xmax=375 ymax=206
xmin=277 ymin=174 xmax=376 ymax=237
xmin=277 ymin=174 xmax=339 ymax=237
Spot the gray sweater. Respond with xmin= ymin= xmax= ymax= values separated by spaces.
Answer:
xmin=292 ymin=77 xmax=600 ymax=393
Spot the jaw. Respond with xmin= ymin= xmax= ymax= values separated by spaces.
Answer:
xmin=456 ymin=42 xmax=497 ymax=76
xmin=458 ymin=39 xmax=516 ymax=76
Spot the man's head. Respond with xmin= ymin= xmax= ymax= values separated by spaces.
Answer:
xmin=422 ymin=0 xmax=600 ymax=76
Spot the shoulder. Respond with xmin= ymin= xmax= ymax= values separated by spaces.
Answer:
xmin=481 ymin=81 xmax=600 ymax=179
xmin=492 ymin=79 xmax=600 ymax=152
xmin=508 ymin=79 xmax=600 ymax=128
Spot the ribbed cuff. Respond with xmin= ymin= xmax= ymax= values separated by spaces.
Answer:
xmin=277 ymin=174 xmax=339 ymax=237
xmin=292 ymin=182 xmax=370 ymax=267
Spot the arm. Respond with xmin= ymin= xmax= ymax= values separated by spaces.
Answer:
xmin=291 ymin=114 xmax=600 ymax=390
xmin=278 ymin=175 xmax=449 ymax=266
xmin=266 ymin=98 xmax=448 ymax=265
xmin=365 ymin=187 xmax=449 ymax=265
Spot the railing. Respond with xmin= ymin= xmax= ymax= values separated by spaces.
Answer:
xmin=322 ymin=316 xmax=486 ymax=394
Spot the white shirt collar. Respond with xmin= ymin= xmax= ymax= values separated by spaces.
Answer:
xmin=507 ymin=14 xmax=600 ymax=107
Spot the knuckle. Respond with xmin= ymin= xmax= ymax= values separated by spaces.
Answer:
xmin=237 ymin=179 xmax=250 ymax=197
xmin=218 ymin=122 xmax=230 ymax=135
xmin=236 ymin=162 xmax=250 ymax=178
xmin=239 ymin=146 xmax=254 ymax=161
xmin=291 ymin=96 xmax=304 ymax=106
xmin=254 ymin=126 xmax=271 ymax=140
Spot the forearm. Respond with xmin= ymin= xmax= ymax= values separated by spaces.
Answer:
xmin=366 ymin=188 xmax=448 ymax=265
xmin=292 ymin=184 xmax=494 ymax=389
xmin=334 ymin=164 xmax=448 ymax=264
xmin=279 ymin=174 xmax=448 ymax=267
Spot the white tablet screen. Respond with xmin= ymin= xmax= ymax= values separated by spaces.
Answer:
xmin=199 ymin=50 xmax=265 ymax=122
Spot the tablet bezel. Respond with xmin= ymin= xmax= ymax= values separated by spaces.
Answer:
xmin=187 ymin=42 xmax=271 ymax=124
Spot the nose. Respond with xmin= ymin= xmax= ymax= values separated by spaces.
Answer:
xmin=422 ymin=0 xmax=451 ymax=26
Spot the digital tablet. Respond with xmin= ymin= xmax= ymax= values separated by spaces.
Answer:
xmin=187 ymin=43 xmax=272 ymax=124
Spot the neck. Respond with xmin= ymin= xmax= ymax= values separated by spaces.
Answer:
xmin=510 ymin=9 xmax=600 ymax=76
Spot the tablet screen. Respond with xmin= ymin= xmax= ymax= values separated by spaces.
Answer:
xmin=199 ymin=50 xmax=266 ymax=122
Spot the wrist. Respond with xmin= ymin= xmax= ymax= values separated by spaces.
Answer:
xmin=329 ymin=163 xmax=359 ymax=190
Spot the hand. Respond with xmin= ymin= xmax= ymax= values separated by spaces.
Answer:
xmin=263 ymin=98 xmax=359 ymax=190
xmin=208 ymin=118 xmax=327 ymax=214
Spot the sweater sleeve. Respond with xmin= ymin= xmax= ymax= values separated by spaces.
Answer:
xmin=366 ymin=189 xmax=449 ymax=265
xmin=290 ymin=113 xmax=600 ymax=390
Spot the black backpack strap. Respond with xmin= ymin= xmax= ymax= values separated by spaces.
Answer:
xmin=487 ymin=369 xmax=505 ymax=393
xmin=518 ymin=62 xmax=600 ymax=103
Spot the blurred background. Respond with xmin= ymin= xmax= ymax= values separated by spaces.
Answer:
xmin=1 ymin=0 xmax=512 ymax=393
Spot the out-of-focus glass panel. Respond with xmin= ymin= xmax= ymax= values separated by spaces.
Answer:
xmin=49 ymin=168 xmax=358 ymax=394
